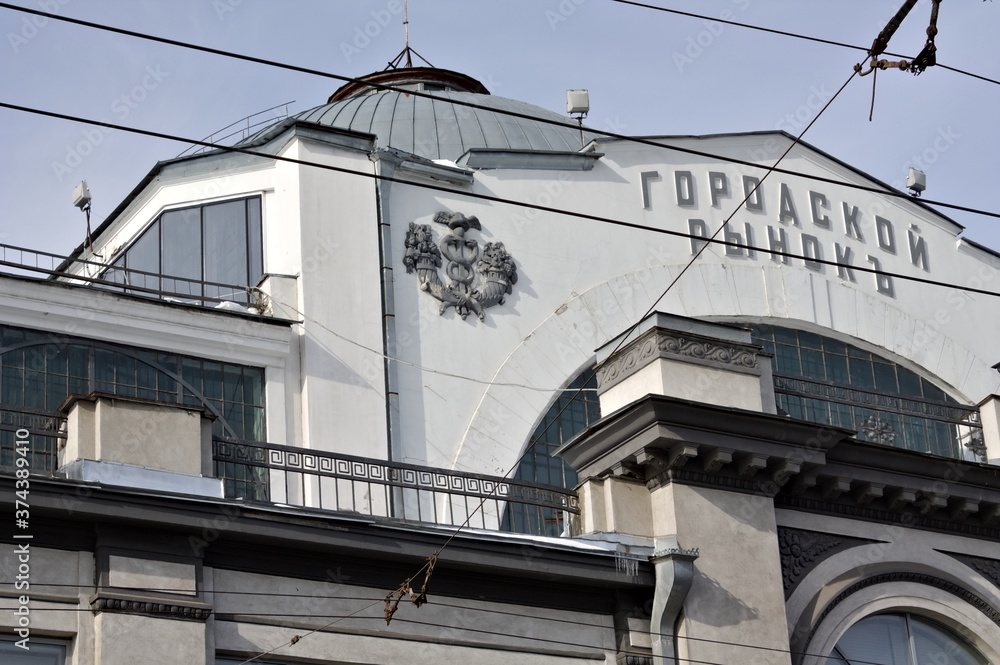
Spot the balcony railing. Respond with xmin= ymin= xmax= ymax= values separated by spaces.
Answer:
xmin=0 ymin=406 xmax=66 ymax=473
xmin=212 ymin=437 xmax=580 ymax=533
xmin=0 ymin=242 xmax=256 ymax=308
xmin=773 ymin=374 xmax=985 ymax=461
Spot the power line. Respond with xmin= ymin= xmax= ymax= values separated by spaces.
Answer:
xmin=1 ymin=101 xmax=997 ymax=299
xmin=610 ymin=0 xmax=1000 ymax=86
xmin=0 ymin=580 xmax=974 ymax=665
xmin=5 ymin=96 xmax=999 ymax=662
xmin=0 ymin=3 xmax=998 ymax=224
xmin=0 ymin=601 xmax=917 ymax=665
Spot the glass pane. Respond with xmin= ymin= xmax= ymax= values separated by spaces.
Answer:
xmin=248 ymin=197 xmax=263 ymax=286
xmin=835 ymin=614 xmax=911 ymax=665
xmin=801 ymin=348 xmax=826 ymax=380
xmin=126 ymin=221 xmax=160 ymax=291
xmin=911 ymin=616 xmax=987 ymax=665
xmin=873 ymin=362 xmax=898 ymax=393
xmin=826 ymin=353 xmax=849 ymax=384
xmin=161 ymin=207 xmax=203 ymax=297
xmin=798 ymin=330 xmax=822 ymax=349
xmin=897 ymin=367 xmax=922 ymax=397
xmin=775 ymin=344 xmax=801 ymax=375
xmin=0 ymin=638 xmax=66 ymax=664
xmin=848 ymin=357 xmax=875 ymax=389
xmin=204 ymin=200 xmax=248 ymax=293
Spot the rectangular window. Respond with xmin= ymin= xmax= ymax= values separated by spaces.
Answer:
xmin=100 ymin=196 xmax=263 ymax=305
xmin=161 ymin=207 xmax=203 ymax=298
xmin=1 ymin=637 xmax=66 ymax=663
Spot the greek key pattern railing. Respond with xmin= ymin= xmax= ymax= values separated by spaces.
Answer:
xmin=773 ymin=375 xmax=975 ymax=424
xmin=212 ymin=438 xmax=579 ymax=534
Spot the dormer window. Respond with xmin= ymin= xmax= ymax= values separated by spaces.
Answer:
xmin=102 ymin=196 xmax=262 ymax=304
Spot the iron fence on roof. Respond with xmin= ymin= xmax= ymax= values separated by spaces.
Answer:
xmin=212 ymin=437 xmax=580 ymax=534
xmin=0 ymin=242 xmax=258 ymax=309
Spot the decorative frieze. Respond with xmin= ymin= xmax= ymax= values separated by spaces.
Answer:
xmin=90 ymin=592 xmax=212 ymax=622
xmin=597 ymin=328 xmax=760 ymax=391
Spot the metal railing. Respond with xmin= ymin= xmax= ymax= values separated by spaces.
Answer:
xmin=176 ymin=101 xmax=294 ymax=158
xmin=0 ymin=243 xmax=256 ymax=308
xmin=773 ymin=374 xmax=985 ymax=460
xmin=0 ymin=406 xmax=66 ymax=473
xmin=213 ymin=438 xmax=580 ymax=533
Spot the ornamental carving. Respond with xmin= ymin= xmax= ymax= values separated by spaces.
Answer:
xmin=778 ymin=527 xmax=843 ymax=595
xmin=403 ymin=211 xmax=518 ymax=321
xmin=860 ymin=415 xmax=898 ymax=445
xmin=947 ymin=553 xmax=1000 ymax=590
xmin=598 ymin=330 xmax=759 ymax=389
xmin=90 ymin=595 xmax=212 ymax=622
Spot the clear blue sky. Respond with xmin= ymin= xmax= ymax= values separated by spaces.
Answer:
xmin=1 ymin=0 xmax=998 ymax=258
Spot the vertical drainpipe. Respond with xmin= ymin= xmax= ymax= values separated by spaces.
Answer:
xmin=372 ymin=152 xmax=403 ymax=468
xmin=649 ymin=539 xmax=699 ymax=665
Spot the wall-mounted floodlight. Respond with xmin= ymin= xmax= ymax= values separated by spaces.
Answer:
xmin=906 ymin=167 xmax=926 ymax=197
xmin=566 ymin=89 xmax=590 ymax=149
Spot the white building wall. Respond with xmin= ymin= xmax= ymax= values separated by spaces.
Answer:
xmin=380 ymin=135 xmax=1000 ymax=473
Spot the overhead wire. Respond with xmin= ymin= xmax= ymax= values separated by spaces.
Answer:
xmin=0 ymin=3 xmax=999 ymax=225
xmin=2 ymin=2 xmax=997 ymax=660
xmin=372 ymin=64 xmax=859 ymax=648
xmin=5 ymin=87 xmax=1000 ymax=647
xmin=0 ymin=597 xmax=918 ymax=665
xmin=2 ymin=101 xmax=997 ymax=299
xmin=610 ymin=0 xmax=1000 ymax=86
xmin=3 ymin=90 xmax=999 ymax=660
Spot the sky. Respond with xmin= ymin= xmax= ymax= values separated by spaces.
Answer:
xmin=1 ymin=0 xmax=998 ymax=263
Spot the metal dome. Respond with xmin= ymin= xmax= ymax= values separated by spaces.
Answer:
xmin=243 ymin=69 xmax=591 ymax=162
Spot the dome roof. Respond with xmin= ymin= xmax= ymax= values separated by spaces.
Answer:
xmin=244 ymin=68 xmax=591 ymax=162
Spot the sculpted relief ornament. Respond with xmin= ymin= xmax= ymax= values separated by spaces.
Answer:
xmin=403 ymin=211 xmax=518 ymax=321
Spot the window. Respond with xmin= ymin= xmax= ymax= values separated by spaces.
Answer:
xmin=0 ymin=323 xmax=265 ymax=477
xmin=101 ymin=196 xmax=263 ymax=304
xmin=751 ymin=325 xmax=982 ymax=460
xmin=501 ymin=370 xmax=601 ymax=536
xmin=0 ymin=637 xmax=66 ymax=664
xmin=827 ymin=613 xmax=987 ymax=665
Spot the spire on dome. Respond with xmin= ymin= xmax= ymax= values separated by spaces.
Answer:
xmin=385 ymin=0 xmax=434 ymax=70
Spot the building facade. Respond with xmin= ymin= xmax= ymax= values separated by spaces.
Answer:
xmin=2 ymin=67 xmax=999 ymax=664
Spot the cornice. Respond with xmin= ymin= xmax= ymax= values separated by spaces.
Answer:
xmin=597 ymin=327 xmax=761 ymax=392
xmin=90 ymin=590 xmax=212 ymax=622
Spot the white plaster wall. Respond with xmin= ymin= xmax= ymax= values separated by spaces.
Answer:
xmin=381 ymin=135 xmax=1000 ymax=473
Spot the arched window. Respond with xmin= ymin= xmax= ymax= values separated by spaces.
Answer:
xmin=751 ymin=325 xmax=983 ymax=460
xmin=0 ymin=323 xmax=266 ymax=498
xmin=827 ymin=613 xmax=987 ymax=665
xmin=501 ymin=370 xmax=600 ymax=536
